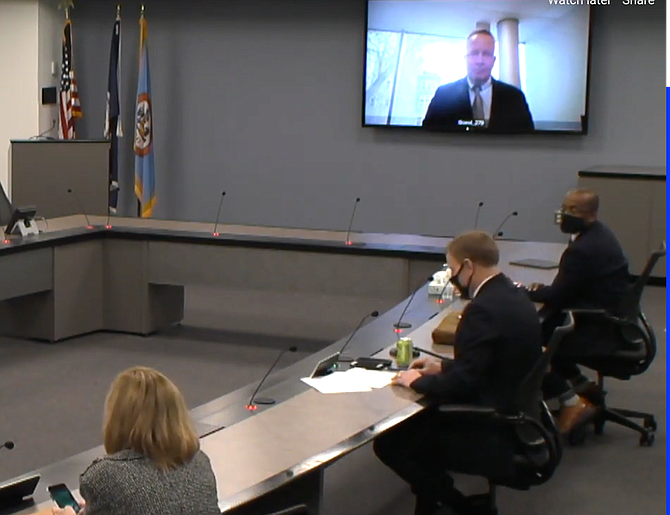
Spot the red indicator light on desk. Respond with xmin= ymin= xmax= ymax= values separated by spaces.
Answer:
xmin=86 ymin=225 xmax=94 ymax=230
xmin=105 ymin=225 xmax=113 ymax=229
xmin=436 ymin=298 xmax=445 ymax=304
xmin=2 ymin=240 xmax=10 ymax=245
xmin=245 ymin=404 xmax=258 ymax=411
xmin=394 ymin=328 xmax=402 ymax=334
xmin=345 ymin=241 xmax=353 ymax=246
xmin=213 ymin=232 xmax=220 ymax=237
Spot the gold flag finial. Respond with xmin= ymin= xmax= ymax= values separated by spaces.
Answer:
xmin=58 ymin=0 xmax=74 ymax=19
xmin=116 ymin=5 xmax=121 ymax=19
xmin=140 ymin=4 xmax=146 ymax=18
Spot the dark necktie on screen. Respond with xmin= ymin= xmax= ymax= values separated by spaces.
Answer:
xmin=471 ymin=85 xmax=485 ymax=125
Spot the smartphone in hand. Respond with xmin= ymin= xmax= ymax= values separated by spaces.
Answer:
xmin=47 ymin=484 xmax=81 ymax=513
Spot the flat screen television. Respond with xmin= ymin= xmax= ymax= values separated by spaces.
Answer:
xmin=363 ymin=1 xmax=592 ymax=134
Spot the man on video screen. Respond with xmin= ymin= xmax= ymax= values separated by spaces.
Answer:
xmin=422 ymin=29 xmax=534 ymax=133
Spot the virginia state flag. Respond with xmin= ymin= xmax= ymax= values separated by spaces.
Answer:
xmin=133 ymin=13 xmax=155 ymax=218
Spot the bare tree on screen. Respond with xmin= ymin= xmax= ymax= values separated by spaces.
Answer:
xmin=365 ymin=31 xmax=401 ymax=109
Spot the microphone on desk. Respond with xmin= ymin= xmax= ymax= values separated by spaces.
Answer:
xmin=213 ymin=191 xmax=227 ymax=237
xmin=345 ymin=197 xmax=364 ymax=246
xmin=0 ymin=441 xmax=15 ymax=451
xmin=473 ymin=201 xmax=484 ymax=230
xmin=436 ymin=278 xmax=451 ymax=305
xmin=246 ymin=346 xmax=298 ymax=410
xmin=67 ymin=189 xmax=94 ymax=229
xmin=337 ymin=310 xmax=379 ymax=363
xmin=394 ymin=276 xmax=434 ymax=332
xmin=492 ymin=211 xmax=518 ymax=240
xmin=29 ymin=120 xmax=56 ymax=140
xmin=105 ymin=207 xmax=113 ymax=230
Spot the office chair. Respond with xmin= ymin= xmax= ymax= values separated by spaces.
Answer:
xmin=567 ymin=242 xmax=665 ymax=447
xmin=0 ymin=182 xmax=13 ymax=227
xmin=436 ymin=313 xmax=574 ymax=515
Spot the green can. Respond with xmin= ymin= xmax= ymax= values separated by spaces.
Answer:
xmin=396 ymin=337 xmax=414 ymax=367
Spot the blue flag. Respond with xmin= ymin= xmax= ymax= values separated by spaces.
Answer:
xmin=133 ymin=14 xmax=155 ymax=218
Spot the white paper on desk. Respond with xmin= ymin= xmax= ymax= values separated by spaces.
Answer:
xmin=301 ymin=368 xmax=396 ymax=394
xmin=345 ymin=367 xmax=396 ymax=388
xmin=302 ymin=372 xmax=372 ymax=394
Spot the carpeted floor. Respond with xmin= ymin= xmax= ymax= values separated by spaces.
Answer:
xmin=0 ymin=286 xmax=665 ymax=515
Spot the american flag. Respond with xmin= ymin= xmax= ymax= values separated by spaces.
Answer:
xmin=58 ymin=19 xmax=82 ymax=139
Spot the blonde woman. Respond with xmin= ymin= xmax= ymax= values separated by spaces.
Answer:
xmin=53 ymin=367 xmax=220 ymax=515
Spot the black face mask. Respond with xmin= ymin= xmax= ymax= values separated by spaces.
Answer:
xmin=450 ymin=262 xmax=474 ymax=300
xmin=559 ymin=213 xmax=588 ymax=234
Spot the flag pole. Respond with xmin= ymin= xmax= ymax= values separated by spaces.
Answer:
xmin=59 ymin=0 xmax=74 ymax=20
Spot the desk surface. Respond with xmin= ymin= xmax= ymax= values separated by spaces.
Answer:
xmin=1 ymin=217 xmax=563 ymax=514
xmin=9 ymin=215 xmax=565 ymax=267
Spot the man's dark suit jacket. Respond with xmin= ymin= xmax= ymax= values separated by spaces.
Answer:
xmin=529 ymin=221 xmax=631 ymax=355
xmin=411 ymin=273 xmax=542 ymax=413
xmin=422 ymin=77 xmax=534 ymax=133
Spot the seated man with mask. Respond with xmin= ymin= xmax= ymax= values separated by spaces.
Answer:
xmin=526 ymin=188 xmax=631 ymax=434
xmin=373 ymin=231 xmax=542 ymax=515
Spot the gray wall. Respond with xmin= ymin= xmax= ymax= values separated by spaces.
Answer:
xmin=71 ymin=0 xmax=665 ymax=242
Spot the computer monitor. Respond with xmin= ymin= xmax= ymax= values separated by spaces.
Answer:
xmin=309 ymin=353 xmax=341 ymax=379
xmin=0 ymin=473 xmax=40 ymax=510
xmin=5 ymin=207 xmax=38 ymax=236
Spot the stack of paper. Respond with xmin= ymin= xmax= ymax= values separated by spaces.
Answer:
xmin=301 ymin=367 xmax=396 ymax=394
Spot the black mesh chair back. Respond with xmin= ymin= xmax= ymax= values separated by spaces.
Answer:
xmin=0 ymin=183 xmax=13 ymax=227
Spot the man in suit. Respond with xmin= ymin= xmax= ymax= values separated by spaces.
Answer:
xmin=526 ymin=188 xmax=631 ymax=434
xmin=422 ymin=29 xmax=534 ymax=133
xmin=373 ymin=231 xmax=542 ymax=515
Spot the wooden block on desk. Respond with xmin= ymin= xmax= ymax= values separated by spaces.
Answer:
xmin=431 ymin=310 xmax=462 ymax=345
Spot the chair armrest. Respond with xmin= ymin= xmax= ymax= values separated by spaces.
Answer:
xmin=436 ymin=404 xmax=498 ymax=424
xmin=437 ymin=405 xmax=497 ymax=415
xmin=565 ymin=308 xmax=626 ymax=325
xmin=564 ymin=308 xmax=607 ymax=316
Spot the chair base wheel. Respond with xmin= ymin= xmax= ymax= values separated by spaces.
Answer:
xmin=594 ymin=419 xmax=605 ymax=435
xmin=567 ymin=426 xmax=587 ymax=446
xmin=640 ymin=431 xmax=655 ymax=447
xmin=643 ymin=417 xmax=657 ymax=432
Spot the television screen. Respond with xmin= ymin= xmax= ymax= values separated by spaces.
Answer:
xmin=363 ymin=1 xmax=592 ymax=134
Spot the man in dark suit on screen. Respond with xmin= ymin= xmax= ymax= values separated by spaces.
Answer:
xmin=422 ymin=29 xmax=534 ymax=133
xmin=374 ymin=232 xmax=542 ymax=515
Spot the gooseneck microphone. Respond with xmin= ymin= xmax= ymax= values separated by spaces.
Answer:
xmin=0 ymin=441 xmax=15 ymax=451
xmin=492 ymin=211 xmax=518 ymax=240
xmin=246 ymin=346 xmax=298 ymax=410
xmin=436 ymin=277 xmax=451 ymax=304
xmin=337 ymin=310 xmax=380 ymax=363
xmin=29 ymin=120 xmax=56 ymax=140
xmin=67 ymin=189 xmax=94 ymax=229
xmin=213 ymin=191 xmax=227 ymax=237
xmin=394 ymin=276 xmax=434 ymax=331
xmin=345 ymin=197 xmax=363 ymax=246
xmin=473 ymin=201 xmax=484 ymax=230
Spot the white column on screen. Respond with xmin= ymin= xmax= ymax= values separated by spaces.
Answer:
xmin=497 ymin=18 xmax=521 ymax=88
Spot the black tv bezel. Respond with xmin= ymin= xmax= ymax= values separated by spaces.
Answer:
xmin=361 ymin=1 xmax=595 ymax=136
